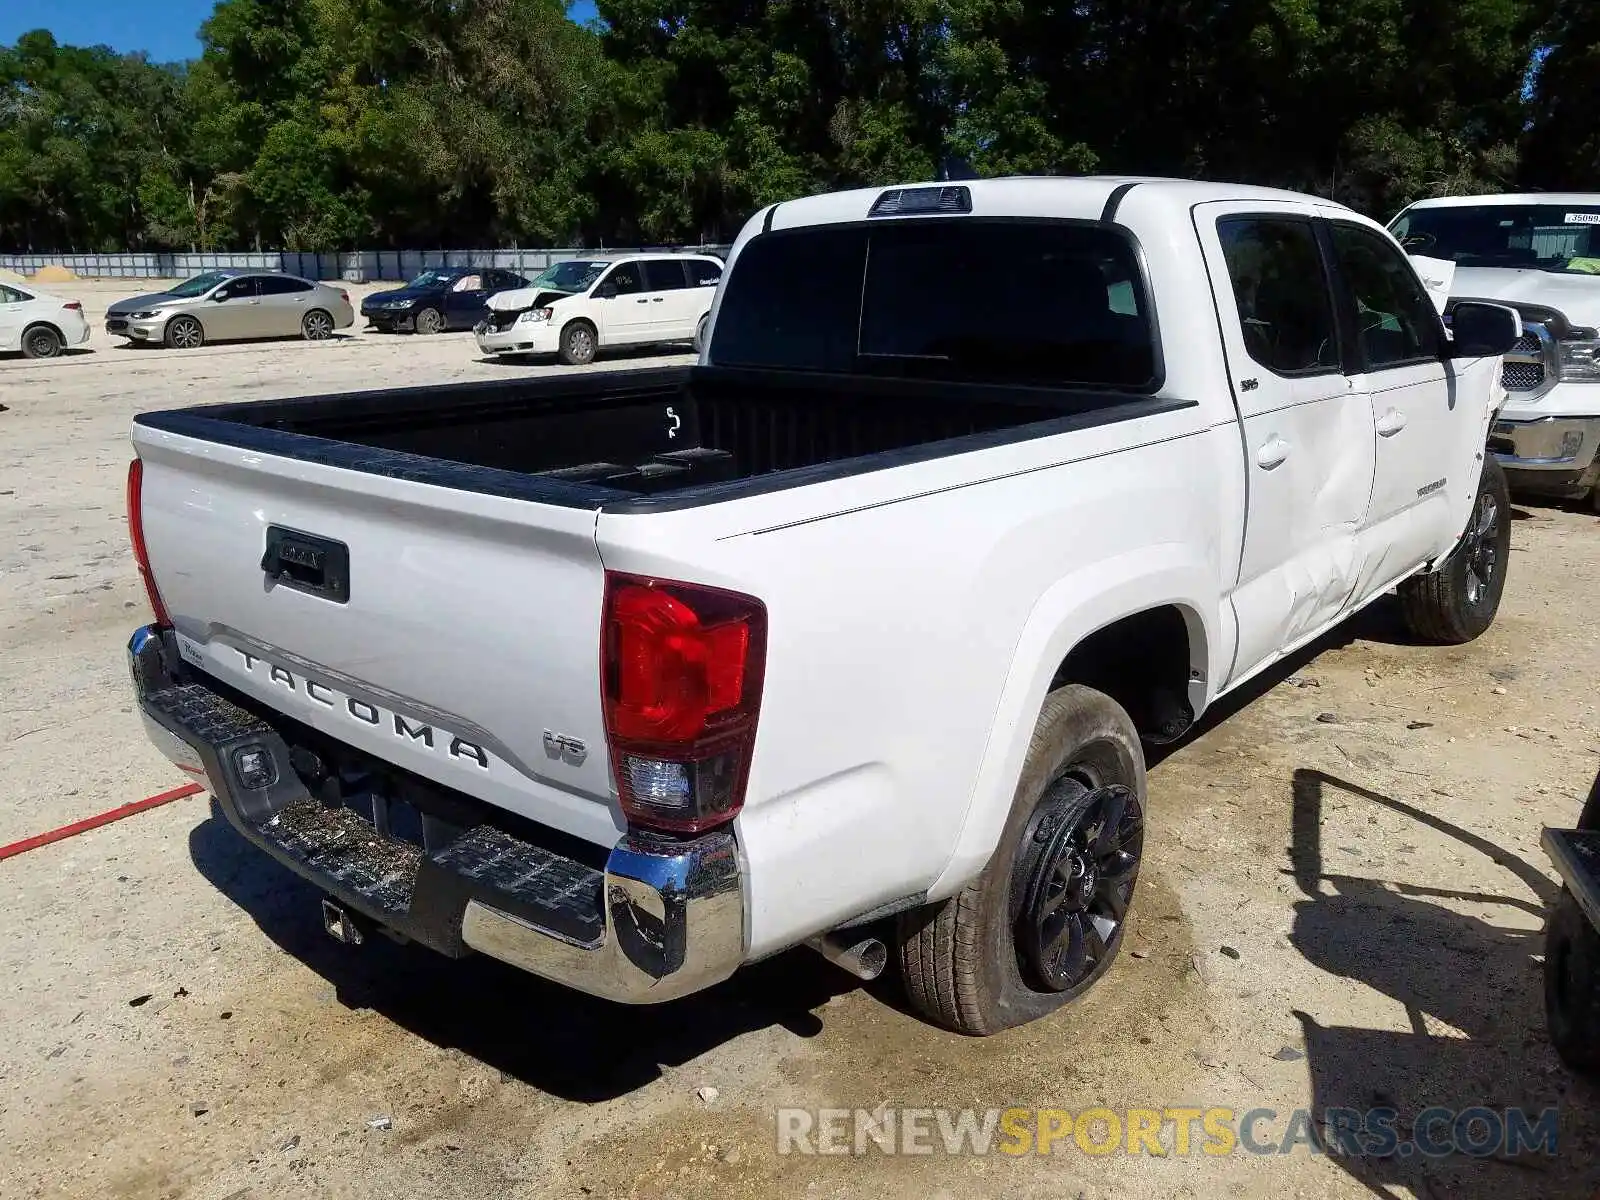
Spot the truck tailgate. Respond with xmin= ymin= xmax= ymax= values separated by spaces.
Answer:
xmin=132 ymin=425 xmax=622 ymax=849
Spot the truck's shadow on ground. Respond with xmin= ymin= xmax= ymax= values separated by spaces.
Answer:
xmin=1283 ymin=765 xmax=1600 ymax=1199
xmin=187 ymin=806 xmax=860 ymax=1103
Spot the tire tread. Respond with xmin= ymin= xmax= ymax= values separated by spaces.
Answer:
xmin=898 ymin=685 xmax=1142 ymax=1035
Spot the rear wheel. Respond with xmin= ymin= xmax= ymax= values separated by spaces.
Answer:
xmin=302 ymin=309 xmax=334 ymax=340
xmin=21 ymin=324 xmax=62 ymax=359
xmin=1546 ymin=889 xmax=1600 ymax=1078
xmin=1398 ymin=456 xmax=1510 ymax=644
xmin=164 ymin=315 xmax=205 ymax=350
xmin=897 ymin=684 xmax=1146 ymax=1034
xmin=693 ymin=313 xmax=709 ymax=355
xmin=559 ymin=320 xmax=597 ymax=366
xmin=413 ymin=306 xmax=443 ymax=336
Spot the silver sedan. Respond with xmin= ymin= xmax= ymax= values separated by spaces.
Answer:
xmin=109 ymin=272 xmax=356 ymax=349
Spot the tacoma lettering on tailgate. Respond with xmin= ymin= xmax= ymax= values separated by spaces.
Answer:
xmin=231 ymin=646 xmax=491 ymax=769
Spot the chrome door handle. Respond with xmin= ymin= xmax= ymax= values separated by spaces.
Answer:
xmin=1376 ymin=409 xmax=1408 ymax=437
xmin=636 ymin=298 xmax=650 ymax=304
xmin=1256 ymin=437 xmax=1291 ymax=470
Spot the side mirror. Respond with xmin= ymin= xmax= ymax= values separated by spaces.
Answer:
xmin=210 ymin=291 xmax=229 ymax=302
xmin=1448 ymin=301 xmax=1521 ymax=358
xmin=595 ymin=282 xmax=617 ymax=299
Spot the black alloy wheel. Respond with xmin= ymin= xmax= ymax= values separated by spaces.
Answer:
xmin=1011 ymin=779 xmax=1144 ymax=993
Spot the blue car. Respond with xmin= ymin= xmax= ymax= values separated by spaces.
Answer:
xmin=360 ymin=267 xmax=532 ymax=335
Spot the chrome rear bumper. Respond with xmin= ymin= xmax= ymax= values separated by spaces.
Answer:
xmin=129 ymin=623 xmax=747 ymax=1004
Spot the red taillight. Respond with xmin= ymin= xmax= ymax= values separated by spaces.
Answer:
xmin=601 ymin=573 xmax=765 ymax=833
xmin=64 ymin=301 xmax=82 ymax=311
xmin=126 ymin=459 xmax=172 ymax=628
xmin=338 ymin=289 xmax=349 ymax=304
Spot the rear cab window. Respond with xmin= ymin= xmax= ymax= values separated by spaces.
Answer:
xmin=711 ymin=220 xmax=1159 ymax=390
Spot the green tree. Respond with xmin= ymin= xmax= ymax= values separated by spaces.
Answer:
xmin=0 ymin=31 xmax=191 ymax=250
xmin=0 ymin=0 xmax=1578 ymax=253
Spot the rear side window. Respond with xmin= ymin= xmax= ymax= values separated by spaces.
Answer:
xmin=257 ymin=275 xmax=313 ymax=296
xmin=1217 ymin=218 xmax=1339 ymax=375
xmin=0 ymin=285 xmax=30 ymax=303
xmin=643 ymin=260 xmax=689 ymax=291
xmin=689 ymin=259 xmax=722 ymax=287
xmin=1328 ymin=222 xmax=1441 ymax=369
xmin=712 ymin=220 xmax=1157 ymax=389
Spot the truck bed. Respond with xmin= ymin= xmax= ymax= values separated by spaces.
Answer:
xmin=135 ymin=365 xmax=1184 ymax=512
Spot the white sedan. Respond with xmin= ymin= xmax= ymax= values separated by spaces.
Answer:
xmin=0 ymin=282 xmax=92 ymax=358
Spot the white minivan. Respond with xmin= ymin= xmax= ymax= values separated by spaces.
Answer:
xmin=475 ymin=253 xmax=723 ymax=365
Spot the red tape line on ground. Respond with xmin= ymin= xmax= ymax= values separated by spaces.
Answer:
xmin=0 ymin=783 xmax=205 ymax=862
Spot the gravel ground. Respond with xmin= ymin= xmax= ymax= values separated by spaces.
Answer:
xmin=2 ymin=280 xmax=1598 ymax=1199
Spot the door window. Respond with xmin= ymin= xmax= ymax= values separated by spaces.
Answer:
xmin=642 ymin=260 xmax=689 ymax=291
xmin=1217 ymin=217 xmax=1340 ymax=376
xmin=256 ymin=275 xmax=312 ymax=295
xmin=602 ymin=263 xmax=643 ymax=295
xmin=452 ymin=274 xmax=484 ymax=292
xmin=0 ymin=285 xmax=29 ymax=303
xmin=1328 ymin=223 xmax=1441 ymax=369
xmin=215 ymin=277 xmax=258 ymax=300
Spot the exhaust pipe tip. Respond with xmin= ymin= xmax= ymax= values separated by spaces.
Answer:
xmin=807 ymin=931 xmax=888 ymax=981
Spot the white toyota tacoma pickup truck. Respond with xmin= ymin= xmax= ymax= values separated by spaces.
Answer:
xmin=1390 ymin=193 xmax=1600 ymax=507
xmin=127 ymin=177 xmax=1519 ymax=1035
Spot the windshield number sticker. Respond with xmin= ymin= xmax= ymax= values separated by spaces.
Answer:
xmin=1564 ymin=213 xmax=1600 ymax=225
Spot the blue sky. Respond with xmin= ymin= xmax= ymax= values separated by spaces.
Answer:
xmin=0 ymin=1 xmax=599 ymax=62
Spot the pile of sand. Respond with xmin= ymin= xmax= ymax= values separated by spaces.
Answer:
xmin=32 ymin=264 xmax=79 ymax=283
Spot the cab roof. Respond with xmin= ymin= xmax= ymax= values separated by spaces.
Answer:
xmin=765 ymin=176 xmax=1353 ymax=232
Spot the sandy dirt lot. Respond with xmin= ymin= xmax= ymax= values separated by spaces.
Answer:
xmin=2 ymin=280 xmax=1598 ymax=1199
